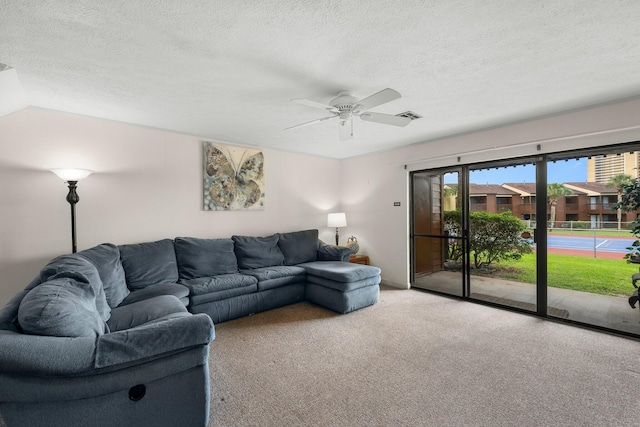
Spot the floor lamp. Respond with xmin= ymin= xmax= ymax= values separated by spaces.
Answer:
xmin=327 ymin=212 xmax=347 ymax=245
xmin=51 ymin=168 xmax=94 ymax=253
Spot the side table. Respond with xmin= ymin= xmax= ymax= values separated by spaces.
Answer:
xmin=349 ymin=255 xmax=370 ymax=265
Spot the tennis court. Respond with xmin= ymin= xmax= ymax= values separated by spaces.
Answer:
xmin=547 ymin=235 xmax=632 ymax=253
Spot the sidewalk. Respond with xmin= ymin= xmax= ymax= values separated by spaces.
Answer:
xmin=415 ymin=271 xmax=640 ymax=336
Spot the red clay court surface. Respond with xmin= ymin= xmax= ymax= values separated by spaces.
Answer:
xmin=545 ymin=247 xmax=625 ymax=260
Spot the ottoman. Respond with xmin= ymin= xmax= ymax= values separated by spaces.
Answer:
xmin=299 ymin=261 xmax=381 ymax=314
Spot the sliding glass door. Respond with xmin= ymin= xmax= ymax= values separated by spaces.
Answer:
xmin=411 ymin=168 xmax=466 ymax=297
xmin=467 ymin=162 xmax=538 ymax=313
xmin=546 ymin=151 xmax=640 ymax=335
xmin=411 ymin=144 xmax=640 ymax=338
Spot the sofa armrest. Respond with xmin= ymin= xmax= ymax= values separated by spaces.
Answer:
xmin=0 ymin=330 xmax=97 ymax=376
xmin=95 ymin=313 xmax=214 ymax=368
xmin=317 ymin=244 xmax=351 ymax=262
xmin=0 ymin=313 xmax=215 ymax=377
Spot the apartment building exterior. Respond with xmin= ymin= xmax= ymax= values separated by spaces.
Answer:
xmin=463 ymin=182 xmax=637 ymax=228
xmin=587 ymin=152 xmax=640 ymax=183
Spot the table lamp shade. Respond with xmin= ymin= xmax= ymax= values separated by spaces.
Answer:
xmin=327 ymin=212 xmax=347 ymax=228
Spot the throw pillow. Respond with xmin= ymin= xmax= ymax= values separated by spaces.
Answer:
xmin=40 ymin=254 xmax=111 ymax=322
xmin=232 ymin=234 xmax=284 ymax=270
xmin=277 ymin=229 xmax=319 ymax=265
xmin=18 ymin=277 xmax=106 ymax=337
xmin=77 ymin=243 xmax=129 ymax=308
xmin=119 ymin=239 xmax=179 ymax=290
xmin=174 ymin=237 xmax=238 ymax=279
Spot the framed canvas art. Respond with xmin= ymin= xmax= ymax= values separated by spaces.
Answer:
xmin=203 ymin=141 xmax=265 ymax=211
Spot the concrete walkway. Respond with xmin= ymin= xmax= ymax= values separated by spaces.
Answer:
xmin=415 ymin=271 xmax=640 ymax=336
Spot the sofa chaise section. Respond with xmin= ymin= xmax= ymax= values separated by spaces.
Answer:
xmin=301 ymin=261 xmax=382 ymax=314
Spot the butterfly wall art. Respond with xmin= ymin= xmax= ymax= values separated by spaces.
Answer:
xmin=203 ymin=141 xmax=265 ymax=211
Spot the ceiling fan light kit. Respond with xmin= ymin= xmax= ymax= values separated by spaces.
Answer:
xmin=286 ymin=88 xmax=414 ymax=140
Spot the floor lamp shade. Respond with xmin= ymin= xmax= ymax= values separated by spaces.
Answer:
xmin=327 ymin=212 xmax=347 ymax=245
xmin=51 ymin=168 xmax=94 ymax=253
xmin=51 ymin=168 xmax=94 ymax=182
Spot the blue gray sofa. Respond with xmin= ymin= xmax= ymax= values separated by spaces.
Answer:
xmin=0 ymin=229 xmax=380 ymax=426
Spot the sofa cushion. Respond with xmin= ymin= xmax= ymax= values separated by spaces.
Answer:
xmin=240 ymin=266 xmax=307 ymax=292
xmin=189 ymin=283 xmax=259 ymax=305
xmin=120 ymin=283 xmax=190 ymax=307
xmin=107 ymin=295 xmax=187 ymax=332
xmin=180 ymin=273 xmax=257 ymax=296
xmin=298 ymin=261 xmax=381 ymax=282
xmin=277 ymin=229 xmax=318 ymax=265
xmin=181 ymin=274 xmax=258 ymax=305
xmin=40 ymin=254 xmax=111 ymax=322
xmin=232 ymin=235 xmax=284 ymax=269
xmin=18 ymin=277 xmax=106 ymax=337
xmin=174 ymin=237 xmax=238 ymax=279
xmin=119 ymin=239 xmax=179 ymax=290
xmin=240 ymin=265 xmax=306 ymax=282
xmin=77 ymin=243 xmax=129 ymax=308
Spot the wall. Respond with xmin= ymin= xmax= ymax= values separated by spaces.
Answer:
xmin=3 ymin=98 xmax=640 ymax=304
xmin=342 ymin=97 xmax=640 ymax=289
xmin=0 ymin=108 xmax=342 ymax=305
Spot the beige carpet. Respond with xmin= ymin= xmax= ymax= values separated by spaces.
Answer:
xmin=208 ymin=287 xmax=640 ymax=426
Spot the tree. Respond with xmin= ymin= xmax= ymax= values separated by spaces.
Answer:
xmin=606 ymin=174 xmax=633 ymax=230
xmin=547 ymin=183 xmax=572 ymax=230
xmin=612 ymin=178 xmax=640 ymax=261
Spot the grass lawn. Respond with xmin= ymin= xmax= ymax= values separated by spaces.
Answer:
xmin=487 ymin=253 xmax=637 ymax=297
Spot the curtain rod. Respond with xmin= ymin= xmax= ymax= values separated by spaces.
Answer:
xmin=402 ymin=124 xmax=640 ymax=168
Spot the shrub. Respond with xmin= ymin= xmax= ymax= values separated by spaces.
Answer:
xmin=444 ymin=210 xmax=533 ymax=268
xmin=444 ymin=210 xmax=463 ymax=261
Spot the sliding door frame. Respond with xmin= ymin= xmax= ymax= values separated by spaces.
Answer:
xmin=410 ymin=155 xmax=549 ymax=311
xmin=410 ymin=141 xmax=640 ymax=339
xmin=409 ymin=167 xmax=469 ymax=297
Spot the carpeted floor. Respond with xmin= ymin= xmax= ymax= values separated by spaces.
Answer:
xmin=208 ymin=286 xmax=639 ymax=426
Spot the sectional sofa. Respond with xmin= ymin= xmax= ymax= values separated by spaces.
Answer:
xmin=0 ymin=229 xmax=381 ymax=427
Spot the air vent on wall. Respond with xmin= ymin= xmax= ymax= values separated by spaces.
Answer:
xmin=396 ymin=111 xmax=422 ymax=120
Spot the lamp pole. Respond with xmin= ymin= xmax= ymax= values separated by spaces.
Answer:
xmin=51 ymin=168 xmax=93 ymax=254
xmin=65 ymin=180 xmax=80 ymax=253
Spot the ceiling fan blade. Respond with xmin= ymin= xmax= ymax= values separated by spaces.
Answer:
xmin=291 ymin=98 xmax=339 ymax=113
xmin=355 ymin=88 xmax=401 ymax=111
xmin=339 ymin=117 xmax=353 ymax=141
xmin=284 ymin=115 xmax=336 ymax=130
xmin=360 ymin=112 xmax=412 ymax=127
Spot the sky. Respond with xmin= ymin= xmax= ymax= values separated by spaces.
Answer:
xmin=444 ymin=158 xmax=587 ymax=184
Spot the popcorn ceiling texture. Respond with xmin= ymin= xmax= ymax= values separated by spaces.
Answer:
xmin=1 ymin=1 xmax=640 ymax=158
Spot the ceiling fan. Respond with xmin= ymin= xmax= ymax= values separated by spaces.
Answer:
xmin=285 ymin=88 xmax=412 ymax=141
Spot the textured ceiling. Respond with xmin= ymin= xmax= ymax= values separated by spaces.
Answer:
xmin=1 ymin=1 xmax=640 ymax=159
